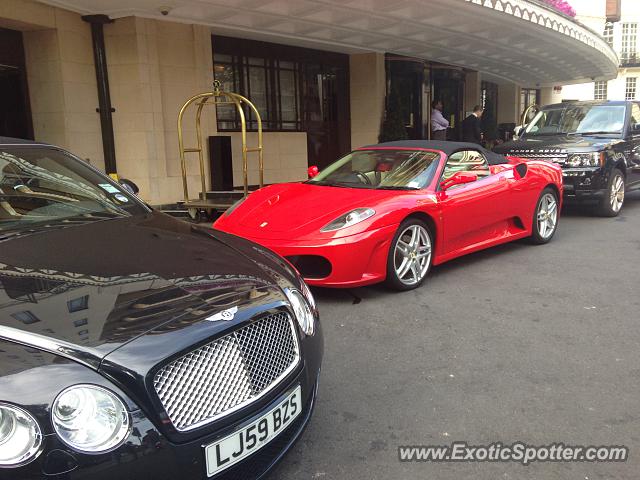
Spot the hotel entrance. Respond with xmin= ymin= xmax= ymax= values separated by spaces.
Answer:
xmin=385 ymin=56 xmax=467 ymax=141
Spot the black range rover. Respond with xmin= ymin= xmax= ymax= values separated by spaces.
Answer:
xmin=494 ymin=101 xmax=640 ymax=216
xmin=0 ymin=138 xmax=323 ymax=479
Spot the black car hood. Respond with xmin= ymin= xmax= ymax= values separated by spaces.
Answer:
xmin=494 ymin=135 xmax=623 ymax=154
xmin=0 ymin=212 xmax=291 ymax=369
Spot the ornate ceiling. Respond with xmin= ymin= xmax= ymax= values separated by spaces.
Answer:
xmin=41 ymin=0 xmax=618 ymax=85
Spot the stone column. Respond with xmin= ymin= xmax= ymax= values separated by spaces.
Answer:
xmin=540 ymin=86 xmax=563 ymax=106
xmin=20 ymin=6 xmax=103 ymax=168
xmin=464 ymin=71 xmax=481 ymax=114
xmin=497 ymin=82 xmax=520 ymax=125
xmin=349 ymin=52 xmax=385 ymax=148
xmin=104 ymin=18 xmax=215 ymax=204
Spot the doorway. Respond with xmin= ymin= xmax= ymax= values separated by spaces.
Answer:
xmin=302 ymin=63 xmax=350 ymax=169
xmin=481 ymin=80 xmax=499 ymax=141
xmin=0 ymin=28 xmax=33 ymax=140
xmin=386 ymin=56 xmax=425 ymax=140
xmin=432 ymin=67 xmax=465 ymax=141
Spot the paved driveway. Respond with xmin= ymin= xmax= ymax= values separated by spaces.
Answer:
xmin=274 ymin=192 xmax=640 ymax=480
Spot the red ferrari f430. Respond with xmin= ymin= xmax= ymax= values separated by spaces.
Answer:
xmin=214 ymin=141 xmax=563 ymax=290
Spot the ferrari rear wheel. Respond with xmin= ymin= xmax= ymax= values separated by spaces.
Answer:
xmin=530 ymin=187 xmax=559 ymax=244
xmin=386 ymin=219 xmax=433 ymax=291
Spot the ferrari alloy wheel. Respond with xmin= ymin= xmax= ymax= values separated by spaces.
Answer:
xmin=530 ymin=187 xmax=559 ymax=245
xmin=386 ymin=219 xmax=433 ymax=291
xmin=597 ymin=168 xmax=625 ymax=217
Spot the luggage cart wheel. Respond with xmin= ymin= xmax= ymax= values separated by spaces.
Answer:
xmin=187 ymin=207 xmax=203 ymax=222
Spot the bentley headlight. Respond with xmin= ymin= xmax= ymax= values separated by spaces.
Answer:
xmin=566 ymin=152 xmax=600 ymax=167
xmin=0 ymin=403 xmax=42 ymax=467
xmin=320 ymin=208 xmax=375 ymax=232
xmin=52 ymin=385 xmax=130 ymax=453
xmin=299 ymin=279 xmax=317 ymax=311
xmin=285 ymin=288 xmax=315 ymax=336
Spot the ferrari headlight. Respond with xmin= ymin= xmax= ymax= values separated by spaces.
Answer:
xmin=320 ymin=208 xmax=375 ymax=232
xmin=285 ymin=288 xmax=315 ymax=336
xmin=566 ymin=152 xmax=600 ymax=167
xmin=0 ymin=404 xmax=42 ymax=467
xmin=52 ymin=385 xmax=130 ymax=453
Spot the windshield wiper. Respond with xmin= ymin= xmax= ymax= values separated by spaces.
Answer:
xmin=376 ymin=186 xmax=419 ymax=190
xmin=527 ymin=132 xmax=566 ymax=136
xmin=0 ymin=192 xmax=128 ymax=216
xmin=568 ymin=131 xmax=620 ymax=136
xmin=308 ymin=180 xmax=360 ymax=188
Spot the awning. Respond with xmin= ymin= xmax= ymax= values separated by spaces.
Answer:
xmin=40 ymin=0 xmax=618 ymax=86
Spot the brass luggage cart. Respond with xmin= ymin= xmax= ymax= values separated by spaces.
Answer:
xmin=520 ymin=103 xmax=540 ymax=127
xmin=177 ymin=80 xmax=263 ymax=220
xmin=514 ymin=103 xmax=540 ymax=140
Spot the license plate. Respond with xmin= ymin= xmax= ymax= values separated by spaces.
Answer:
xmin=204 ymin=385 xmax=301 ymax=477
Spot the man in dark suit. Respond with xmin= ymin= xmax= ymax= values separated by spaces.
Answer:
xmin=461 ymin=105 xmax=484 ymax=144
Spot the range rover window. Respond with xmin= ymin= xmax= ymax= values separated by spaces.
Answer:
xmin=524 ymin=104 xmax=626 ymax=137
xmin=0 ymin=147 xmax=146 ymax=233
xmin=630 ymin=103 xmax=640 ymax=132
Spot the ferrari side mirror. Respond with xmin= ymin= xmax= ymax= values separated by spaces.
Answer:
xmin=440 ymin=172 xmax=478 ymax=191
xmin=308 ymin=165 xmax=319 ymax=178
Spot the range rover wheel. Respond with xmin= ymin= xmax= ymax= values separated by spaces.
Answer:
xmin=597 ymin=168 xmax=625 ymax=217
xmin=530 ymin=187 xmax=559 ymax=245
xmin=385 ymin=219 xmax=433 ymax=291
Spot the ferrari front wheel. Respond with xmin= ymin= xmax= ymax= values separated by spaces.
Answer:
xmin=530 ymin=187 xmax=559 ymax=244
xmin=386 ymin=219 xmax=433 ymax=291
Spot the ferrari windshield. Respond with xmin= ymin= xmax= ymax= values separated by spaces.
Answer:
xmin=308 ymin=149 xmax=440 ymax=190
xmin=0 ymin=146 xmax=146 ymax=234
xmin=524 ymin=104 xmax=626 ymax=136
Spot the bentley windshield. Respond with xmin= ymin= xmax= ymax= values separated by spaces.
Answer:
xmin=0 ymin=146 xmax=145 ymax=233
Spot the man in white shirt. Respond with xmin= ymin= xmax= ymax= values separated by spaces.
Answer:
xmin=431 ymin=100 xmax=449 ymax=140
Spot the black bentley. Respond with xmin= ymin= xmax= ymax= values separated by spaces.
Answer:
xmin=495 ymin=101 xmax=640 ymax=216
xmin=0 ymin=138 xmax=323 ymax=479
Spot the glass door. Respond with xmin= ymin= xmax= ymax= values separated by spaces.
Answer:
xmin=0 ymin=28 xmax=32 ymax=139
xmin=432 ymin=67 xmax=465 ymax=141
xmin=302 ymin=64 xmax=350 ymax=169
xmin=387 ymin=56 xmax=425 ymax=140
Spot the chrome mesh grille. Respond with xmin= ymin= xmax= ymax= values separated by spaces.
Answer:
xmin=153 ymin=312 xmax=300 ymax=431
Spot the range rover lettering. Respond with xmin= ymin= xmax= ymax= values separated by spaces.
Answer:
xmin=0 ymin=137 xmax=323 ymax=480
xmin=494 ymin=101 xmax=640 ymax=216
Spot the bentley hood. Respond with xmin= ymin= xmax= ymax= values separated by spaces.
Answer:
xmin=0 ymin=211 xmax=295 ymax=369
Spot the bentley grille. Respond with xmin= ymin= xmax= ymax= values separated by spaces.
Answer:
xmin=153 ymin=312 xmax=300 ymax=431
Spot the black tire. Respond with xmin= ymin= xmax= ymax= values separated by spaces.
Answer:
xmin=385 ymin=218 xmax=433 ymax=291
xmin=596 ymin=168 xmax=625 ymax=217
xmin=529 ymin=187 xmax=559 ymax=245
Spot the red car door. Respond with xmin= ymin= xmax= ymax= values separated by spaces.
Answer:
xmin=437 ymin=150 xmax=512 ymax=255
